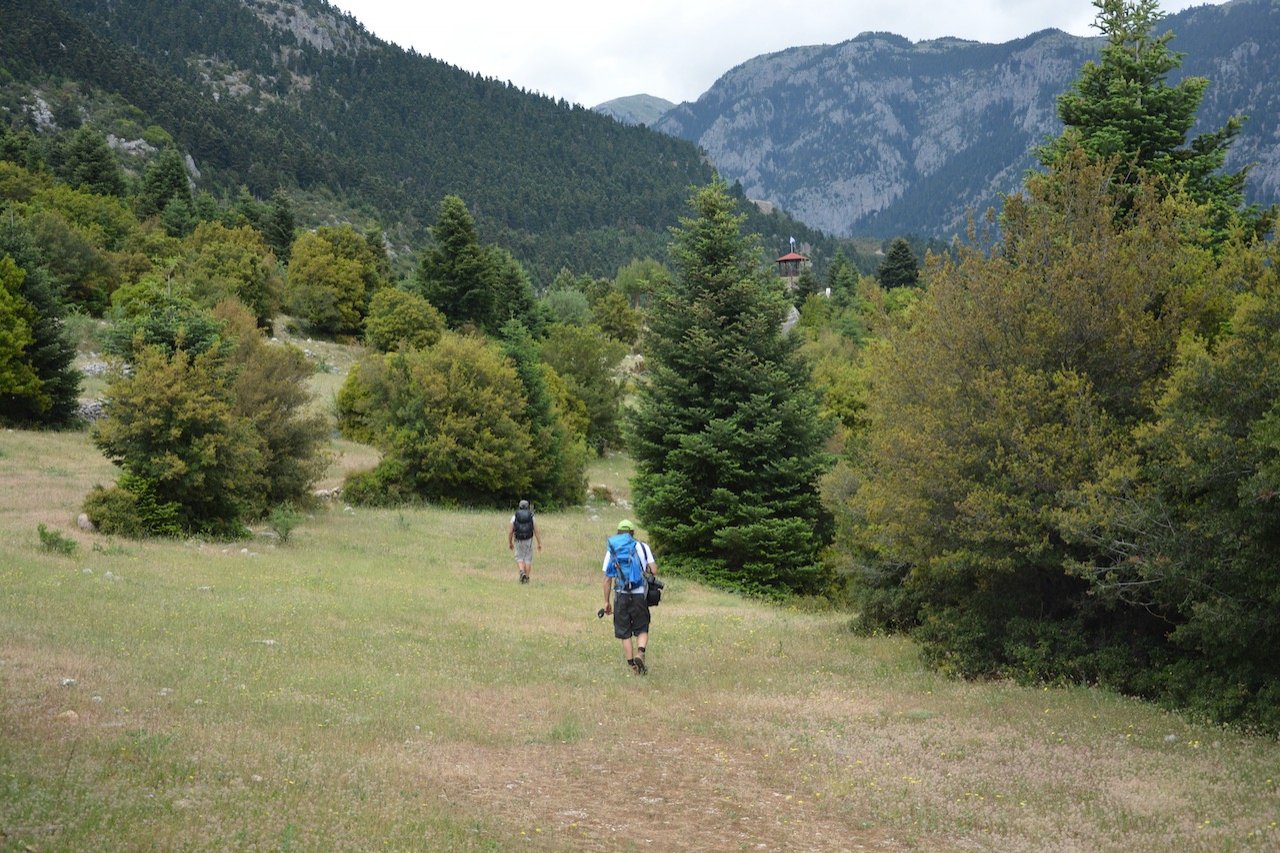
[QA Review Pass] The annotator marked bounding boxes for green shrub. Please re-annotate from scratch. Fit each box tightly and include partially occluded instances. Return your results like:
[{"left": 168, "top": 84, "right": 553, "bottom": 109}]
[
  {"left": 83, "top": 475, "right": 183, "bottom": 538},
  {"left": 364, "top": 287, "right": 445, "bottom": 352},
  {"left": 336, "top": 334, "right": 534, "bottom": 506},
  {"left": 268, "top": 503, "right": 303, "bottom": 544},
  {"left": 36, "top": 523, "right": 77, "bottom": 555}
]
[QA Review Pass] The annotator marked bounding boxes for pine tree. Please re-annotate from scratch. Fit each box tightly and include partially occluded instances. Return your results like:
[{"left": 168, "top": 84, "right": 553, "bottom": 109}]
[
  {"left": 417, "top": 195, "right": 497, "bottom": 333},
  {"left": 1038, "top": 0, "right": 1262, "bottom": 239},
  {"left": 263, "top": 188, "right": 295, "bottom": 263},
  {"left": 135, "top": 148, "right": 192, "bottom": 221},
  {"left": 877, "top": 238, "right": 920, "bottom": 289},
  {"left": 628, "top": 181, "right": 831, "bottom": 596},
  {"left": 0, "top": 221, "right": 80, "bottom": 427},
  {"left": 58, "top": 126, "right": 125, "bottom": 197}
]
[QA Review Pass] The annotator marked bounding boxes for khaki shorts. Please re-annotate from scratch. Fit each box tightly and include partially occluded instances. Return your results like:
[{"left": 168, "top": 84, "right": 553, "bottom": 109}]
[{"left": 514, "top": 538, "right": 534, "bottom": 563}]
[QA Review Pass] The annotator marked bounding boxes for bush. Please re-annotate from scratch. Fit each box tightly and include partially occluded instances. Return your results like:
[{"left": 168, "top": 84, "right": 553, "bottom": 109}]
[
  {"left": 37, "top": 523, "right": 77, "bottom": 555},
  {"left": 268, "top": 503, "right": 303, "bottom": 544},
  {"left": 82, "top": 476, "right": 182, "bottom": 538},
  {"left": 91, "top": 345, "right": 263, "bottom": 536},
  {"left": 336, "top": 333, "right": 534, "bottom": 505},
  {"left": 364, "top": 287, "right": 445, "bottom": 352}
]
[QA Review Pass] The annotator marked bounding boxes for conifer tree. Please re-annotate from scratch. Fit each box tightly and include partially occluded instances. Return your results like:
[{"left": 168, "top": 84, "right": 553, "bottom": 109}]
[
  {"left": 263, "top": 188, "right": 296, "bottom": 263},
  {"left": 0, "top": 221, "right": 79, "bottom": 427},
  {"left": 135, "top": 148, "right": 191, "bottom": 221},
  {"left": 1038, "top": 0, "right": 1260, "bottom": 239},
  {"left": 417, "top": 195, "right": 497, "bottom": 333},
  {"left": 876, "top": 238, "right": 920, "bottom": 289},
  {"left": 628, "top": 181, "right": 831, "bottom": 595},
  {"left": 57, "top": 126, "right": 125, "bottom": 197}
]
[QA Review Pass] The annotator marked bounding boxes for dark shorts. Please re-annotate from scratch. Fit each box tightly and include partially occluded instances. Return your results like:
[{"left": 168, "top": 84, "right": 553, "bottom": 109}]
[{"left": 613, "top": 592, "right": 650, "bottom": 639}]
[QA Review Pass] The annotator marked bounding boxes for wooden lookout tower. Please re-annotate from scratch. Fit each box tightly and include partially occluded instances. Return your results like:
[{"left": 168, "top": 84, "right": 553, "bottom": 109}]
[{"left": 776, "top": 241, "right": 810, "bottom": 290}]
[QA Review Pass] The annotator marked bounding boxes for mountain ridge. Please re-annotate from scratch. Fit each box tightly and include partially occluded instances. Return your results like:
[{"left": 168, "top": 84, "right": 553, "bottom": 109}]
[{"left": 648, "top": 1, "right": 1280, "bottom": 238}]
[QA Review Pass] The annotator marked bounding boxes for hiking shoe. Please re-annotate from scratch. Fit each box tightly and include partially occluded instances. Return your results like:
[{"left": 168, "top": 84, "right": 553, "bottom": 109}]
[
  {"left": 633, "top": 656, "right": 647, "bottom": 676},
  {"left": 519, "top": 571, "right": 528, "bottom": 583}
]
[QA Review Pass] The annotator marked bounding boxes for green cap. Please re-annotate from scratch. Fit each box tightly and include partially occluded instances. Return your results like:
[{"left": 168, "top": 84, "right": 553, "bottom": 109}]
[{"left": 616, "top": 519, "right": 635, "bottom": 532}]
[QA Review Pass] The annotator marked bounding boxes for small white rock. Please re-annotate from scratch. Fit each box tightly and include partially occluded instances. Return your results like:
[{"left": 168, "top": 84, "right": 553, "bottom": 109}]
[{"left": 61, "top": 677, "right": 77, "bottom": 687}]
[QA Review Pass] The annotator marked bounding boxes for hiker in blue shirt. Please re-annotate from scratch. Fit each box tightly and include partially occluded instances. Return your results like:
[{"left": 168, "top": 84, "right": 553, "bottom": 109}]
[{"left": 601, "top": 519, "right": 658, "bottom": 675}]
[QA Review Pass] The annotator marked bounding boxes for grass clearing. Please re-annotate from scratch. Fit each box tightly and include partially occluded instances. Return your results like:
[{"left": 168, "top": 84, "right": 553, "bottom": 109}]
[{"left": 2, "top": 427, "right": 1278, "bottom": 850}]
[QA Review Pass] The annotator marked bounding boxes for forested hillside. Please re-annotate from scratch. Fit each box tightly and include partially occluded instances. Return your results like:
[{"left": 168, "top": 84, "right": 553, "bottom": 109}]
[{"left": 0, "top": 0, "right": 841, "bottom": 283}]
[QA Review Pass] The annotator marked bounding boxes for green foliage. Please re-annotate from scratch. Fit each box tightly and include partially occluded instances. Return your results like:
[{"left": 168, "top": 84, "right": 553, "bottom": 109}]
[
  {"left": 837, "top": 152, "right": 1250, "bottom": 700},
  {"left": 261, "top": 188, "right": 295, "bottom": 264},
  {"left": 0, "top": 220, "right": 81, "bottom": 427},
  {"left": 36, "top": 523, "right": 77, "bottom": 556},
  {"left": 0, "top": 254, "right": 42, "bottom": 417},
  {"left": 364, "top": 286, "right": 446, "bottom": 352},
  {"left": 487, "top": 245, "right": 541, "bottom": 333},
  {"left": 876, "top": 237, "right": 920, "bottom": 289},
  {"left": 629, "top": 181, "right": 832, "bottom": 596},
  {"left": 1059, "top": 240, "right": 1280, "bottom": 730},
  {"left": 286, "top": 226, "right": 379, "bottom": 337},
  {"left": 538, "top": 323, "right": 627, "bottom": 455},
  {"left": 135, "top": 147, "right": 190, "bottom": 222},
  {"left": 541, "top": 288, "right": 590, "bottom": 326},
  {"left": 336, "top": 333, "right": 535, "bottom": 506},
  {"left": 177, "top": 221, "right": 282, "bottom": 326},
  {"left": 104, "top": 280, "right": 229, "bottom": 360},
  {"left": 417, "top": 196, "right": 498, "bottom": 332},
  {"left": 92, "top": 344, "right": 262, "bottom": 537},
  {"left": 614, "top": 257, "right": 671, "bottom": 309},
  {"left": 82, "top": 474, "right": 183, "bottom": 538},
  {"left": 54, "top": 125, "right": 125, "bottom": 197},
  {"left": 268, "top": 503, "right": 303, "bottom": 545},
  {"left": 499, "top": 320, "right": 588, "bottom": 507},
  {"left": 215, "top": 301, "right": 329, "bottom": 512},
  {"left": 589, "top": 289, "right": 641, "bottom": 346},
  {"left": 22, "top": 207, "right": 120, "bottom": 315},
  {"left": 1038, "top": 0, "right": 1260, "bottom": 242}
]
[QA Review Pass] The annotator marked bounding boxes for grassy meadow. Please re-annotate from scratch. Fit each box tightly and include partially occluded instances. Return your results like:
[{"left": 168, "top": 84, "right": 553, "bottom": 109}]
[{"left": 2, "top": 423, "right": 1279, "bottom": 851}]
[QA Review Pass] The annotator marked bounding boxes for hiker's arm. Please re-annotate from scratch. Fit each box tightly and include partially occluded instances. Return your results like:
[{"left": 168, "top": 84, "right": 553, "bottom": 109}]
[
  {"left": 507, "top": 525, "right": 514, "bottom": 549},
  {"left": 603, "top": 572, "right": 613, "bottom": 614},
  {"left": 534, "top": 521, "right": 542, "bottom": 550}
]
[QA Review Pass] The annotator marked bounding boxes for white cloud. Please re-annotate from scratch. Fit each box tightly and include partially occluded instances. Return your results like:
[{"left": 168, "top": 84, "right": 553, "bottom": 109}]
[{"left": 329, "top": 0, "right": 1219, "bottom": 107}]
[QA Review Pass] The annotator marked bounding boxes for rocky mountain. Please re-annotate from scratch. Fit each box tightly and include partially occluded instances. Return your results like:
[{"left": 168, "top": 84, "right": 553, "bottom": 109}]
[
  {"left": 655, "top": 0, "right": 1280, "bottom": 239},
  {"left": 593, "top": 94, "right": 675, "bottom": 127}
]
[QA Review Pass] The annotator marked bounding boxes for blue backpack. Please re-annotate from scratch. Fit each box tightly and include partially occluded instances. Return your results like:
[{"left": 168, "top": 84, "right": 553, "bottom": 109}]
[{"left": 606, "top": 533, "right": 645, "bottom": 591}]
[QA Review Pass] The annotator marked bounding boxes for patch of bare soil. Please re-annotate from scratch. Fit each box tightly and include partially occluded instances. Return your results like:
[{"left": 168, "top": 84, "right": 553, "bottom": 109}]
[{"left": 390, "top": 732, "right": 905, "bottom": 851}]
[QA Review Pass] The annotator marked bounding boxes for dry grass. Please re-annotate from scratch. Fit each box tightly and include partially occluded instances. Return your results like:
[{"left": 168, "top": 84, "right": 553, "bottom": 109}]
[{"left": 1, "top": 428, "right": 1278, "bottom": 851}]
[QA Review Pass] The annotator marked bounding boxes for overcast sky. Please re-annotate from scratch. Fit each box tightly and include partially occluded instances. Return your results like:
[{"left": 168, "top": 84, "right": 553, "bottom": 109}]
[{"left": 328, "top": 0, "right": 1220, "bottom": 108}]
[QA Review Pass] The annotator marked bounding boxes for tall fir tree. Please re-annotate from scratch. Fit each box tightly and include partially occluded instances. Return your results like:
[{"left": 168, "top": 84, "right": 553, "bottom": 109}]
[
  {"left": 877, "top": 238, "right": 920, "bottom": 289},
  {"left": 1038, "top": 0, "right": 1262, "bottom": 240},
  {"left": 628, "top": 181, "right": 831, "bottom": 596},
  {"left": 135, "top": 148, "right": 192, "bottom": 221},
  {"left": 417, "top": 195, "right": 498, "bottom": 333},
  {"left": 57, "top": 126, "right": 125, "bottom": 197},
  {"left": 0, "top": 220, "right": 80, "bottom": 427}
]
